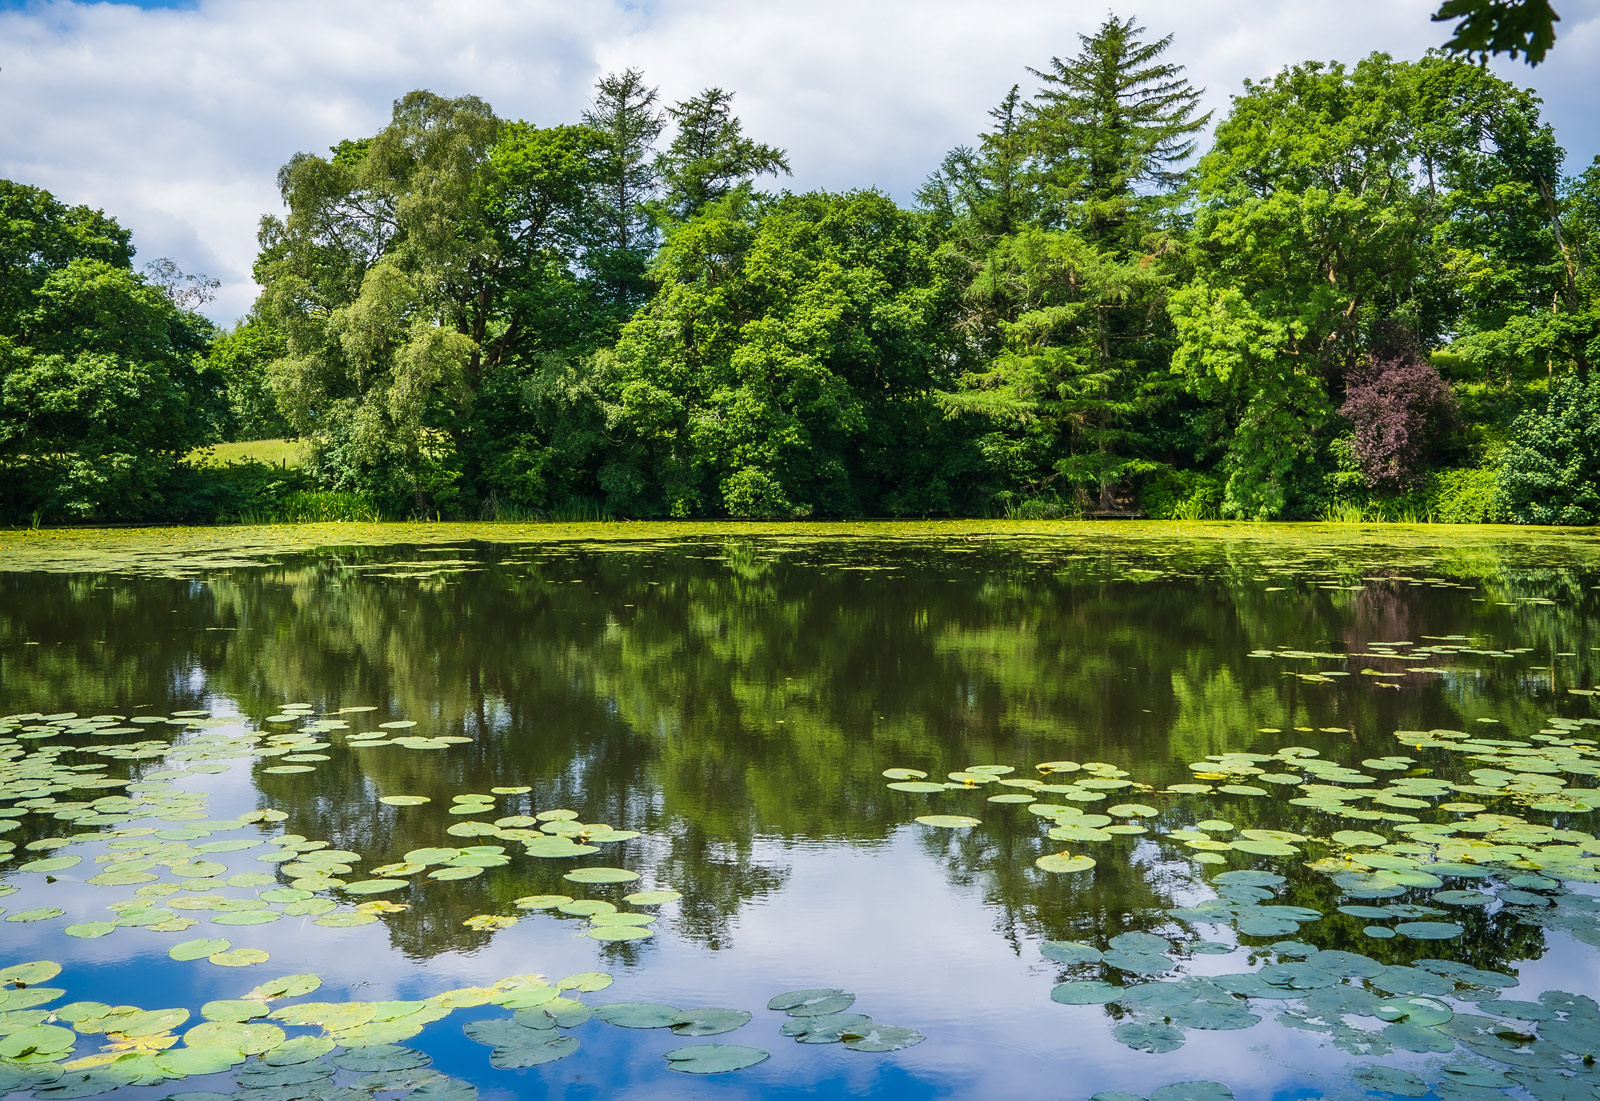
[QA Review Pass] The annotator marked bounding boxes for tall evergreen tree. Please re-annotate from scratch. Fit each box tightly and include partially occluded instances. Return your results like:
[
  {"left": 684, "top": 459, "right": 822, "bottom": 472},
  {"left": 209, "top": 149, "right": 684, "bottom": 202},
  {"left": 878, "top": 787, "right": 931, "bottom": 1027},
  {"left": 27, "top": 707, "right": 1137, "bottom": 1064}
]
[
  {"left": 1024, "top": 15, "right": 1209, "bottom": 243},
  {"left": 655, "top": 88, "right": 790, "bottom": 222},
  {"left": 583, "top": 68, "right": 664, "bottom": 313},
  {"left": 918, "top": 86, "right": 1032, "bottom": 242}
]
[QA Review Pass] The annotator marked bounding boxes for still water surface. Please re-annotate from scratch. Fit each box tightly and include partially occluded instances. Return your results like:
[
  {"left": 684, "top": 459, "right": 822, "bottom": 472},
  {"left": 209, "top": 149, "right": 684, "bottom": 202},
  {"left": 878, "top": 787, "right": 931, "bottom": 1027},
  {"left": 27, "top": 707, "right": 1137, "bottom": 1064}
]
[{"left": 3, "top": 524, "right": 1600, "bottom": 1100}]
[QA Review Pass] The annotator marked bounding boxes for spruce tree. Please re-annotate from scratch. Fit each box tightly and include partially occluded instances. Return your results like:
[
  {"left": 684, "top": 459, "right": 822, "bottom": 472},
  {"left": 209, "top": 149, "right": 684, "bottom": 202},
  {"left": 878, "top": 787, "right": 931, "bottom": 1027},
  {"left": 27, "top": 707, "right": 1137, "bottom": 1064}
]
[
  {"left": 655, "top": 88, "right": 790, "bottom": 221},
  {"left": 583, "top": 68, "right": 665, "bottom": 313},
  {"left": 1024, "top": 14, "right": 1209, "bottom": 242}
]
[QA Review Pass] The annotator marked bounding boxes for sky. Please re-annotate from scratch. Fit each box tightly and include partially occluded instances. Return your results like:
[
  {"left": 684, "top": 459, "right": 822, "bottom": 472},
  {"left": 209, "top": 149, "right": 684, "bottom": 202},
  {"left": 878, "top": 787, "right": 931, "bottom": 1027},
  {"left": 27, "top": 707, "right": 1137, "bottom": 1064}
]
[{"left": 2, "top": 0, "right": 1597, "bottom": 325}]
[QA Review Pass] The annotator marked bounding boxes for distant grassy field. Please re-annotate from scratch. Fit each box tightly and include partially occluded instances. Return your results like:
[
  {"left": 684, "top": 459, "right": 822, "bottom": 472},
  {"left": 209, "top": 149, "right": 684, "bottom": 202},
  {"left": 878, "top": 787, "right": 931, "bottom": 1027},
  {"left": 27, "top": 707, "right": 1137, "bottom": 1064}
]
[{"left": 186, "top": 438, "right": 303, "bottom": 467}]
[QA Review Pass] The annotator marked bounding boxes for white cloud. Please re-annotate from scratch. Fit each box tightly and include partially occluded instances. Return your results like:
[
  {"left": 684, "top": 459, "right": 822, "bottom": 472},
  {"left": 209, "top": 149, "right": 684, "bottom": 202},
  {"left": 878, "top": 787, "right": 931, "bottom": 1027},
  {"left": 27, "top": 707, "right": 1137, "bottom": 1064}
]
[{"left": 2, "top": 0, "right": 1596, "bottom": 325}]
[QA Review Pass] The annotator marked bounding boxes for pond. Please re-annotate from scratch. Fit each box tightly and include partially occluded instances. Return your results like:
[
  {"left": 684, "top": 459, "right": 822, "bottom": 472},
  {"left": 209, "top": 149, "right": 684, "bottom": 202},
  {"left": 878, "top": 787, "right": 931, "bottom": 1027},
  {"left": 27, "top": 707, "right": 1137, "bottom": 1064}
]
[{"left": 3, "top": 521, "right": 1600, "bottom": 1101}]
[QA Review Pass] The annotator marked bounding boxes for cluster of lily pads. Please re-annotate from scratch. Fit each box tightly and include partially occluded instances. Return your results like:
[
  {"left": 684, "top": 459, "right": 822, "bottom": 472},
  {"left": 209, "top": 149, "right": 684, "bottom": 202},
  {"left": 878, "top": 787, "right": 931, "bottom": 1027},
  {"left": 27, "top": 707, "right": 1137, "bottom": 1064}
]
[
  {"left": 883, "top": 690, "right": 1600, "bottom": 1097},
  {"left": 0, "top": 698, "right": 944, "bottom": 1095},
  {"left": 767, "top": 988, "right": 924, "bottom": 1052},
  {"left": 0, "top": 704, "right": 729, "bottom": 1095},
  {"left": 0, "top": 958, "right": 636, "bottom": 1098}
]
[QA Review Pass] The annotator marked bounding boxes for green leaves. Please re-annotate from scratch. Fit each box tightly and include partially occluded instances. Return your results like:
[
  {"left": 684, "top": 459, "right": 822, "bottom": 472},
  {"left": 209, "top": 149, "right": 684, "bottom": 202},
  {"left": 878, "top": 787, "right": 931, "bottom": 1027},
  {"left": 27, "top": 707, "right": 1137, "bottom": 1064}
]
[{"left": 662, "top": 1043, "right": 770, "bottom": 1074}]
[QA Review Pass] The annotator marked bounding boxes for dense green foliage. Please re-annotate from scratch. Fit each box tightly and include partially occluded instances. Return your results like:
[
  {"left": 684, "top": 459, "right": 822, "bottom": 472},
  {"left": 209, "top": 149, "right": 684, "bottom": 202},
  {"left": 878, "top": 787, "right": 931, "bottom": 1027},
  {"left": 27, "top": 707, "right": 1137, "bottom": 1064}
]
[{"left": 3, "top": 16, "right": 1597, "bottom": 526}]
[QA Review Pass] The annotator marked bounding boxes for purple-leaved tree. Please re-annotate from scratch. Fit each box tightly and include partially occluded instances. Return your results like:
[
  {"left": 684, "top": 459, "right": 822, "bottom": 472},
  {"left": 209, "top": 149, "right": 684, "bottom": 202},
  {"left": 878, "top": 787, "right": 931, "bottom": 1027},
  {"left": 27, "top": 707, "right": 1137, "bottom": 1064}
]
[{"left": 1341, "top": 349, "right": 1457, "bottom": 490}]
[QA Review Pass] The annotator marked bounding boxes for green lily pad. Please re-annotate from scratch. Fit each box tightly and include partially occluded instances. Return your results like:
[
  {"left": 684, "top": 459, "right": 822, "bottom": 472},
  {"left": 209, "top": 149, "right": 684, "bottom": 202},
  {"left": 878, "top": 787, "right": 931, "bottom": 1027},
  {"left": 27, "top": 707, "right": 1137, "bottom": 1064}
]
[
  {"left": 463, "top": 1019, "right": 579, "bottom": 1068},
  {"left": 0, "top": 961, "right": 61, "bottom": 986},
  {"left": 1352, "top": 1066, "right": 1428, "bottom": 1096},
  {"left": 842, "top": 1024, "right": 925, "bottom": 1052},
  {"left": 586, "top": 925, "right": 653, "bottom": 940},
  {"left": 670, "top": 1008, "right": 753, "bottom": 1036},
  {"left": 882, "top": 768, "right": 928, "bottom": 780},
  {"left": 563, "top": 867, "right": 640, "bottom": 885},
  {"left": 344, "top": 879, "right": 410, "bottom": 895},
  {"left": 248, "top": 974, "right": 322, "bottom": 999},
  {"left": 1041, "top": 941, "right": 1103, "bottom": 965},
  {"left": 623, "top": 890, "right": 681, "bottom": 906},
  {"left": 1395, "top": 921, "right": 1464, "bottom": 940},
  {"left": 169, "top": 937, "right": 230, "bottom": 961},
  {"left": 201, "top": 999, "right": 271, "bottom": 1023},
  {"left": 662, "top": 1043, "right": 769, "bottom": 1074},
  {"left": 768, "top": 989, "right": 857, "bottom": 1016},
  {"left": 1051, "top": 981, "right": 1121, "bottom": 1005},
  {"left": 593, "top": 1002, "right": 684, "bottom": 1028},
  {"left": 0, "top": 1024, "right": 75, "bottom": 1059},
  {"left": 1149, "top": 1082, "right": 1233, "bottom": 1101},
  {"left": 1114, "top": 1021, "right": 1185, "bottom": 1053},
  {"left": 915, "top": 815, "right": 980, "bottom": 828}
]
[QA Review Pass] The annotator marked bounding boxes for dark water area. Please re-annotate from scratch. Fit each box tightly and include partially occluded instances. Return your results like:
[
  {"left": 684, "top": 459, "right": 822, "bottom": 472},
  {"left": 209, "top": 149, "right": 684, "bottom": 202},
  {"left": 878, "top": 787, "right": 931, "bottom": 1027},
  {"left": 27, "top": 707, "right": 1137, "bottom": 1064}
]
[{"left": 3, "top": 526, "right": 1600, "bottom": 1100}]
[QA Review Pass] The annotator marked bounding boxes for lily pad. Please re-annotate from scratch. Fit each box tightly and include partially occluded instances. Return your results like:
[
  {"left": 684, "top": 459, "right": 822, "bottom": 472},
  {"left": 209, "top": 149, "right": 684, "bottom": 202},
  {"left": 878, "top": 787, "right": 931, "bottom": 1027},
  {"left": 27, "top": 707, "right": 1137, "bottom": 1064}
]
[
  {"left": 563, "top": 867, "right": 640, "bottom": 885},
  {"left": 670, "top": 1008, "right": 753, "bottom": 1036},
  {"left": 662, "top": 1043, "right": 770, "bottom": 1074},
  {"left": 768, "top": 989, "right": 856, "bottom": 1016},
  {"left": 915, "top": 815, "right": 980, "bottom": 828}
]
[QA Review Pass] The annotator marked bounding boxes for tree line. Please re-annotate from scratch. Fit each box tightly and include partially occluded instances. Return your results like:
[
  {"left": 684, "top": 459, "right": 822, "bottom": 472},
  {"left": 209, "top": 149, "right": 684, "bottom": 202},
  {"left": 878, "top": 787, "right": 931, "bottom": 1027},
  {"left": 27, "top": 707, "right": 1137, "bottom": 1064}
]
[{"left": 3, "top": 14, "right": 1598, "bottom": 525}]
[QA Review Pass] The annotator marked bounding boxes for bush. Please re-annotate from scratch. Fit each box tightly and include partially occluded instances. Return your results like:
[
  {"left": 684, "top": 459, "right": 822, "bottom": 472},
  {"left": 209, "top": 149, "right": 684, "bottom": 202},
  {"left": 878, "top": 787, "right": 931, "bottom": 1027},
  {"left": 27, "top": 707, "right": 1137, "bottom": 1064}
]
[
  {"left": 1140, "top": 470, "right": 1223, "bottom": 520},
  {"left": 1498, "top": 372, "right": 1600, "bottom": 525},
  {"left": 1426, "top": 467, "right": 1504, "bottom": 524},
  {"left": 1340, "top": 351, "right": 1457, "bottom": 490}
]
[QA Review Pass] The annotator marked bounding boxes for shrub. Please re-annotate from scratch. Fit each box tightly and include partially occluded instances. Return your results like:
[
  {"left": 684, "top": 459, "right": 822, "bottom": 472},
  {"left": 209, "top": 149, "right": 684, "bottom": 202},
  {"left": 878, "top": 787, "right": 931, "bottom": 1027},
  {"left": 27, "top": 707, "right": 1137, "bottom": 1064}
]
[
  {"left": 1340, "top": 351, "right": 1457, "bottom": 490},
  {"left": 1498, "top": 372, "right": 1600, "bottom": 525}
]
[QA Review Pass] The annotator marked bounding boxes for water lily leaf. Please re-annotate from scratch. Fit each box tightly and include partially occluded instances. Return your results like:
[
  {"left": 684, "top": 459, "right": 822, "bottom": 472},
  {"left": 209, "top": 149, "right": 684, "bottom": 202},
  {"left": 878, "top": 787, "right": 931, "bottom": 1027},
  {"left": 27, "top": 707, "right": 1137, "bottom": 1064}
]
[
  {"left": 248, "top": 973, "right": 322, "bottom": 1000},
  {"left": 768, "top": 989, "right": 856, "bottom": 1017},
  {"left": 593, "top": 1002, "right": 682, "bottom": 1028},
  {"left": 0, "top": 961, "right": 62, "bottom": 986},
  {"left": 915, "top": 815, "right": 980, "bottom": 828},
  {"left": 410, "top": 1078, "right": 480, "bottom": 1101},
  {"left": 513, "top": 894, "right": 572, "bottom": 910},
  {"left": 586, "top": 925, "right": 653, "bottom": 941},
  {"left": 1149, "top": 1082, "right": 1233, "bottom": 1101},
  {"left": 0, "top": 1024, "right": 75, "bottom": 1059},
  {"left": 670, "top": 1008, "right": 752, "bottom": 1036},
  {"left": 463, "top": 1020, "right": 579, "bottom": 1068},
  {"left": 343, "top": 879, "right": 409, "bottom": 895},
  {"left": 1352, "top": 1066, "right": 1428, "bottom": 1096},
  {"left": 1114, "top": 1022, "right": 1185, "bottom": 1053},
  {"left": 1395, "top": 921, "right": 1464, "bottom": 940},
  {"left": 209, "top": 948, "right": 269, "bottom": 967},
  {"left": 1051, "top": 981, "right": 1121, "bottom": 1005},
  {"left": 62, "top": 922, "right": 115, "bottom": 939},
  {"left": 563, "top": 867, "right": 640, "bottom": 885},
  {"left": 1036, "top": 852, "right": 1096, "bottom": 873},
  {"left": 1383, "top": 1021, "right": 1455, "bottom": 1052},
  {"left": 662, "top": 1043, "right": 769, "bottom": 1074},
  {"left": 780, "top": 1012, "right": 874, "bottom": 1043},
  {"left": 623, "top": 890, "right": 681, "bottom": 906},
  {"left": 558, "top": 900, "right": 616, "bottom": 917},
  {"left": 330, "top": 1043, "right": 431, "bottom": 1071},
  {"left": 153, "top": 1045, "right": 242, "bottom": 1076},
  {"left": 514, "top": 998, "right": 592, "bottom": 1029},
  {"left": 168, "top": 938, "right": 229, "bottom": 961},
  {"left": 842, "top": 1024, "right": 924, "bottom": 1052},
  {"left": 556, "top": 972, "right": 613, "bottom": 992},
  {"left": 1041, "top": 941, "right": 1103, "bottom": 965},
  {"left": 259, "top": 1036, "right": 334, "bottom": 1065},
  {"left": 201, "top": 999, "right": 270, "bottom": 1023},
  {"left": 183, "top": 1020, "right": 285, "bottom": 1055},
  {"left": 882, "top": 768, "right": 928, "bottom": 780}
]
